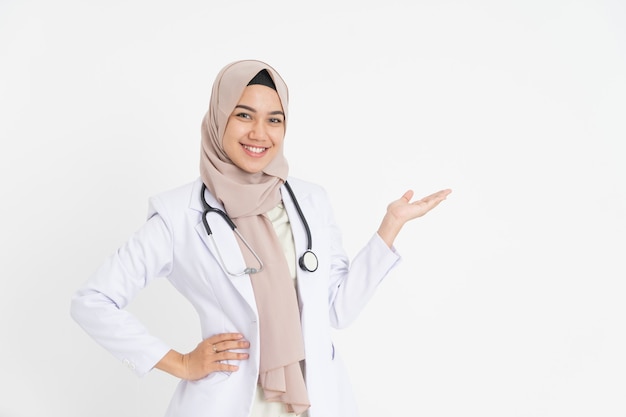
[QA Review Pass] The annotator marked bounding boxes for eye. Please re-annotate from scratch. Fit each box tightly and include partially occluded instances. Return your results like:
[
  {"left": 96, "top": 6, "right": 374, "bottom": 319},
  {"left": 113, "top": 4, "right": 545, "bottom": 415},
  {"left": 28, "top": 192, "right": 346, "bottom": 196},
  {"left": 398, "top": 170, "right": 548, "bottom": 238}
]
[
  {"left": 269, "top": 117, "right": 284, "bottom": 124},
  {"left": 235, "top": 112, "right": 252, "bottom": 120}
]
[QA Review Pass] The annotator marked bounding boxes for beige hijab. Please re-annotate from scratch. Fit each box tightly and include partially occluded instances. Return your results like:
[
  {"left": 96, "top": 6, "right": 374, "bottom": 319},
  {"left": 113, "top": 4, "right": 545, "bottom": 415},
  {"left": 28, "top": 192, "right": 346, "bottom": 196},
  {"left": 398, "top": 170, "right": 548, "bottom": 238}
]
[{"left": 200, "top": 60, "right": 309, "bottom": 415}]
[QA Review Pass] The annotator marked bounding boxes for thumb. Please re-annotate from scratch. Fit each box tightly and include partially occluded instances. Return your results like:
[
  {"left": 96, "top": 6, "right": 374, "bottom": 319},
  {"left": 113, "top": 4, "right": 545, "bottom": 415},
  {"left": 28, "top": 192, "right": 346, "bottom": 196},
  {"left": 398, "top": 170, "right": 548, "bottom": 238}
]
[{"left": 401, "top": 190, "right": 414, "bottom": 202}]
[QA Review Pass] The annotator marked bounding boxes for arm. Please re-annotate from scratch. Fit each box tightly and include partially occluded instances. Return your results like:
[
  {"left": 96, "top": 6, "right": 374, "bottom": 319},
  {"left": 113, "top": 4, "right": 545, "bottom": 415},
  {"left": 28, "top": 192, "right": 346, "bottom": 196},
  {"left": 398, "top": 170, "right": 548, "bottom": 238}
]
[
  {"left": 70, "top": 210, "right": 251, "bottom": 380},
  {"left": 69, "top": 214, "right": 174, "bottom": 376},
  {"left": 328, "top": 187, "right": 452, "bottom": 328}
]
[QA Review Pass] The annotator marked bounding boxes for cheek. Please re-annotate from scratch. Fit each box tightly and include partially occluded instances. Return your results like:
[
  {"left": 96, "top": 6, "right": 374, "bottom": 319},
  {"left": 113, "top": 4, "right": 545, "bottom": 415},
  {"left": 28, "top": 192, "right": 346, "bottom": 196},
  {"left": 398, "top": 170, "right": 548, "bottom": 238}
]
[
  {"left": 222, "top": 124, "right": 241, "bottom": 150},
  {"left": 271, "top": 128, "right": 286, "bottom": 146},
  {"left": 221, "top": 134, "right": 240, "bottom": 161}
]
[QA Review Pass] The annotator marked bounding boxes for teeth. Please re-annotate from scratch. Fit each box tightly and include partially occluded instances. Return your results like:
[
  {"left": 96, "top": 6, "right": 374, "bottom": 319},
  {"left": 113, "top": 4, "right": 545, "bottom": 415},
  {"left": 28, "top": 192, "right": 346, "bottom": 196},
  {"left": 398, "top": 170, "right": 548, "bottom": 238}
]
[{"left": 243, "top": 145, "right": 266, "bottom": 153}]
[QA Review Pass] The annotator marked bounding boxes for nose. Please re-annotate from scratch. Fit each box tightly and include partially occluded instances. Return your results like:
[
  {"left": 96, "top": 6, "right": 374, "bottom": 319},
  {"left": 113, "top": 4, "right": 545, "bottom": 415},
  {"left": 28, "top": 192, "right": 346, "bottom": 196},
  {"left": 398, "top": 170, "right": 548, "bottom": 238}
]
[{"left": 248, "top": 120, "right": 267, "bottom": 141}]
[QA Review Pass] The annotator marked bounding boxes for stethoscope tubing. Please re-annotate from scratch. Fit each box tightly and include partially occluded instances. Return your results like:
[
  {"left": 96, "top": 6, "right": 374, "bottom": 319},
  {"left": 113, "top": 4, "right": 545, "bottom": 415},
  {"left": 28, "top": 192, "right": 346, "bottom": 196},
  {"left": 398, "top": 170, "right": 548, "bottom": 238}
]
[{"left": 200, "top": 181, "right": 318, "bottom": 275}]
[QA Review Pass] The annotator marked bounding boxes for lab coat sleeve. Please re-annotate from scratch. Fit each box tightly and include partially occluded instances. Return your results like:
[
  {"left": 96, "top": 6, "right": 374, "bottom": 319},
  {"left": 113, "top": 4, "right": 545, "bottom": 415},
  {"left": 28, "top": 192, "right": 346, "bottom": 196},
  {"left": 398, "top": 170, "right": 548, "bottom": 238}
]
[
  {"left": 319, "top": 190, "right": 402, "bottom": 328},
  {"left": 70, "top": 213, "right": 174, "bottom": 377},
  {"left": 300, "top": 185, "right": 401, "bottom": 329}
]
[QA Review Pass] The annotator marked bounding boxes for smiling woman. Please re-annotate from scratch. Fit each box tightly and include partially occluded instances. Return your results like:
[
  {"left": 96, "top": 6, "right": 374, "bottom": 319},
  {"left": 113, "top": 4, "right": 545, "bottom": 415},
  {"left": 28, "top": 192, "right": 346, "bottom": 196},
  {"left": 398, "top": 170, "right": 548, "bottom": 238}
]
[
  {"left": 222, "top": 76, "right": 286, "bottom": 174},
  {"left": 69, "top": 59, "right": 451, "bottom": 417}
]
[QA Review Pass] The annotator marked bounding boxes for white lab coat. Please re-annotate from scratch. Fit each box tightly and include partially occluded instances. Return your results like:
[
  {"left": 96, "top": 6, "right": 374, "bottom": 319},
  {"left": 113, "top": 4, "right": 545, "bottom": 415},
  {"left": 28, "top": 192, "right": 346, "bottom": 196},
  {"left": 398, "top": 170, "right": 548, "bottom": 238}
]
[{"left": 70, "top": 176, "right": 401, "bottom": 417}]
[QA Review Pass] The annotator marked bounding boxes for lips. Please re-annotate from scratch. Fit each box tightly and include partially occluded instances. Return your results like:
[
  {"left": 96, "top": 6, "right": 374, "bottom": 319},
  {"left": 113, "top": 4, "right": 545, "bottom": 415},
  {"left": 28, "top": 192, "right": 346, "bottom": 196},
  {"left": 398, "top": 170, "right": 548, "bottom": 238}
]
[{"left": 242, "top": 144, "right": 267, "bottom": 154}]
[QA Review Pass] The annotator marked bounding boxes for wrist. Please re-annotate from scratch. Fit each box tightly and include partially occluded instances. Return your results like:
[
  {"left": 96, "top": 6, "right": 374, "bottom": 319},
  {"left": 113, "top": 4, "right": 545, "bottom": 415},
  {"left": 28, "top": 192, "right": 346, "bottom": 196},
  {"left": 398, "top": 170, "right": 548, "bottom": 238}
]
[
  {"left": 155, "top": 349, "right": 187, "bottom": 379},
  {"left": 377, "top": 214, "right": 403, "bottom": 248}
]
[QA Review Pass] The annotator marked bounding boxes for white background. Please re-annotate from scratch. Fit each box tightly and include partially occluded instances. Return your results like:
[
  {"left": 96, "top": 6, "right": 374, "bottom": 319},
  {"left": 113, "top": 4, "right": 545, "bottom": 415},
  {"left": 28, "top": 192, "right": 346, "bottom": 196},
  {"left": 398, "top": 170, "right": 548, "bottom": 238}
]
[{"left": 1, "top": 0, "right": 625, "bottom": 416}]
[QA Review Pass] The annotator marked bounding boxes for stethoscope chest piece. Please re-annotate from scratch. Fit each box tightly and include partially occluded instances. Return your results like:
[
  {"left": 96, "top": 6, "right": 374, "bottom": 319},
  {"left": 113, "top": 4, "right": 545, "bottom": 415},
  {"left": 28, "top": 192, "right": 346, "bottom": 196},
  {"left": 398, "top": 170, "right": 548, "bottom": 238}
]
[{"left": 299, "top": 250, "right": 318, "bottom": 273}]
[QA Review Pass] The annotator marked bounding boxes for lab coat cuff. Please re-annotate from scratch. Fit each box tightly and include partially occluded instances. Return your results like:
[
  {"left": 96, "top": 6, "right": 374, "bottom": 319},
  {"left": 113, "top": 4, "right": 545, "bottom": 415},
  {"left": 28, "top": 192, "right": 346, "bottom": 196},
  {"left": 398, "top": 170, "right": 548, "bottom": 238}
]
[
  {"left": 123, "top": 341, "right": 172, "bottom": 377},
  {"left": 372, "top": 232, "right": 402, "bottom": 260}
]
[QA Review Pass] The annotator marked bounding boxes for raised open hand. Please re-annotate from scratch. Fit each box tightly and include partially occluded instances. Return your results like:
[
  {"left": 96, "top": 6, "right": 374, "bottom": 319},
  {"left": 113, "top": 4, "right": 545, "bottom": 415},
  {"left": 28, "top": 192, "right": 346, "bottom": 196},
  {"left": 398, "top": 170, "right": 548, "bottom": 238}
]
[{"left": 377, "top": 188, "right": 452, "bottom": 248}]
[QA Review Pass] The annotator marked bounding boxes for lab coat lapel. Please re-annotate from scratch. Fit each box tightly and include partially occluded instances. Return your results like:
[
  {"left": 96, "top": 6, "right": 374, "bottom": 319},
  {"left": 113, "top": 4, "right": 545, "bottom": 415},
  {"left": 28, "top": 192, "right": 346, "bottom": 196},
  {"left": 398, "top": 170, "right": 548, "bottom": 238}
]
[{"left": 190, "top": 180, "right": 257, "bottom": 312}]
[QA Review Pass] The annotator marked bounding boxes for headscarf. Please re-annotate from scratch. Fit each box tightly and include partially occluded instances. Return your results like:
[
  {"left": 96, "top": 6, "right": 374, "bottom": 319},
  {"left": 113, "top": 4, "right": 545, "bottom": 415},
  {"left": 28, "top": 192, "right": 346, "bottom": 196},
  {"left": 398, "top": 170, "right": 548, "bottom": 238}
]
[{"left": 200, "top": 60, "right": 310, "bottom": 415}]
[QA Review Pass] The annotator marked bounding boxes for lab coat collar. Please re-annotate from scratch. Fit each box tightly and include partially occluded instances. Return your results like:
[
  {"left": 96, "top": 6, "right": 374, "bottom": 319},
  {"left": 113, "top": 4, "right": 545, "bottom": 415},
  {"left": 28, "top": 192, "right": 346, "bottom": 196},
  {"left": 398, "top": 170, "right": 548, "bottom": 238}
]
[{"left": 189, "top": 177, "right": 224, "bottom": 213}]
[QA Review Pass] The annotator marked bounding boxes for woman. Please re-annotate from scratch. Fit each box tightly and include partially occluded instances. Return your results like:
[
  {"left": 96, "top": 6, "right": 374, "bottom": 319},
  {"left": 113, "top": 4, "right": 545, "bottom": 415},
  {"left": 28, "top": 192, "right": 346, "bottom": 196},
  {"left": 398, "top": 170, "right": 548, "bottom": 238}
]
[{"left": 70, "top": 59, "right": 451, "bottom": 417}]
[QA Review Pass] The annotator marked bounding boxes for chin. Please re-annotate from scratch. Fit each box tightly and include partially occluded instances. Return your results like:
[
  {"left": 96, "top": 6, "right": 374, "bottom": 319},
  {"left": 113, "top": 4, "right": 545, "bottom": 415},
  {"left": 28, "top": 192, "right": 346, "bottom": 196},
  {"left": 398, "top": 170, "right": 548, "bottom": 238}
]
[{"left": 240, "top": 166, "right": 265, "bottom": 174}]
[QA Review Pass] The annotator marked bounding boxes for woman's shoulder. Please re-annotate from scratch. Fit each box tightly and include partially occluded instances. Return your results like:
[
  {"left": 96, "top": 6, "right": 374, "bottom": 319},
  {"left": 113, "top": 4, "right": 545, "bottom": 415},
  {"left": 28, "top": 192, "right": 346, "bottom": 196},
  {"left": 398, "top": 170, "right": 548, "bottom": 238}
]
[{"left": 146, "top": 178, "right": 202, "bottom": 219}]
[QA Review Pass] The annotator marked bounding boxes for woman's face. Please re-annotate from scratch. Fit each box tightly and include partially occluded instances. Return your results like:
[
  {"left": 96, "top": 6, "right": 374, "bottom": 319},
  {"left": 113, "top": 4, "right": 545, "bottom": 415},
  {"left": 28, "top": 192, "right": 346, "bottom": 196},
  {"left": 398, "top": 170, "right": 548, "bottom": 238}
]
[{"left": 222, "top": 84, "right": 285, "bottom": 174}]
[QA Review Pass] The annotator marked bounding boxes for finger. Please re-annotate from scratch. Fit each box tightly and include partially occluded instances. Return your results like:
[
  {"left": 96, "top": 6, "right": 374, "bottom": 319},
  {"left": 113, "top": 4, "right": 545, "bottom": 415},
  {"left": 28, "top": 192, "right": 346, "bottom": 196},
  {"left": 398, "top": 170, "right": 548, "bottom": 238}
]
[
  {"left": 438, "top": 188, "right": 452, "bottom": 198},
  {"left": 401, "top": 190, "right": 414, "bottom": 202},
  {"left": 215, "top": 351, "right": 250, "bottom": 362},
  {"left": 213, "top": 361, "right": 242, "bottom": 373},
  {"left": 212, "top": 338, "right": 250, "bottom": 354},
  {"left": 436, "top": 188, "right": 452, "bottom": 198},
  {"left": 220, "top": 339, "right": 250, "bottom": 352},
  {"left": 415, "top": 196, "right": 444, "bottom": 210},
  {"left": 418, "top": 189, "right": 452, "bottom": 204},
  {"left": 207, "top": 332, "right": 246, "bottom": 344}
]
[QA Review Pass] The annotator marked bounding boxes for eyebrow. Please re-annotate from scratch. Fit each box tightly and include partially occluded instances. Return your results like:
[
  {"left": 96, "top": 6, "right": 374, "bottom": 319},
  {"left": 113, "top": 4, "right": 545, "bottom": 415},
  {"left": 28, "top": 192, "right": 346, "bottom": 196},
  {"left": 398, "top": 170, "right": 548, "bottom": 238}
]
[{"left": 234, "top": 105, "right": 285, "bottom": 117}]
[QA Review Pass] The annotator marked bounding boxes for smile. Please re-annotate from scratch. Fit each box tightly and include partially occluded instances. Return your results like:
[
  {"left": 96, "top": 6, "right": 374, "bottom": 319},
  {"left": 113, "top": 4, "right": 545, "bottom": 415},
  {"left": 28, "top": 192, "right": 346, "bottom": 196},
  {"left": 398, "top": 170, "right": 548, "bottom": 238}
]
[{"left": 242, "top": 144, "right": 267, "bottom": 154}]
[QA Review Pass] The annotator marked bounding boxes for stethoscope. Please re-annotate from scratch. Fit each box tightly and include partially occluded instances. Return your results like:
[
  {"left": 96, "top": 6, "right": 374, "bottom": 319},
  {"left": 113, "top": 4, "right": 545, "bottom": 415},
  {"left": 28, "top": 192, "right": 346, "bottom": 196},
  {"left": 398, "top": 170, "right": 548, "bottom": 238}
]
[{"left": 201, "top": 181, "right": 319, "bottom": 277}]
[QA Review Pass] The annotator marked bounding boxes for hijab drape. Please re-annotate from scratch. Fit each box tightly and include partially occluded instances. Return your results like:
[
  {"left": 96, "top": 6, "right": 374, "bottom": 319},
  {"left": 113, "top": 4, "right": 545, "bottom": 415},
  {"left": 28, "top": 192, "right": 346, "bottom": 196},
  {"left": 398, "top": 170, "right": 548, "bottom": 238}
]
[{"left": 199, "top": 60, "right": 310, "bottom": 415}]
